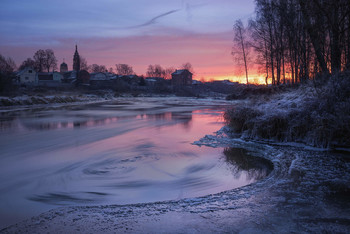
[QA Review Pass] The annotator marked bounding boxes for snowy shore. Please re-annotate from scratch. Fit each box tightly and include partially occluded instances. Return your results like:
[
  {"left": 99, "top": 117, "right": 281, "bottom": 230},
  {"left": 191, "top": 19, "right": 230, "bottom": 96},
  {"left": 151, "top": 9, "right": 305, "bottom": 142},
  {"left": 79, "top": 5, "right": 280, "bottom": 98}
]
[
  {"left": 1, "top": 127, "right": 349, "bottom": 233},
  {"left": 224, "top": 76, "right": 350, "bottom": 150},
  {"left": 0, "top": 90, "right": 140, "bottom": 108}
]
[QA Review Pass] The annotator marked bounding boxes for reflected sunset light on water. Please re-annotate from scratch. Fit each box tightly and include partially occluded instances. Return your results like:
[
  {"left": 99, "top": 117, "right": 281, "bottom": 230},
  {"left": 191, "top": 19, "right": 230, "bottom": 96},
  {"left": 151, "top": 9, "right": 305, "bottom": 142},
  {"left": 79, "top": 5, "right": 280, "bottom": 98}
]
[{"left": 0, "top": 99, "right": 271, "bottom": 228}]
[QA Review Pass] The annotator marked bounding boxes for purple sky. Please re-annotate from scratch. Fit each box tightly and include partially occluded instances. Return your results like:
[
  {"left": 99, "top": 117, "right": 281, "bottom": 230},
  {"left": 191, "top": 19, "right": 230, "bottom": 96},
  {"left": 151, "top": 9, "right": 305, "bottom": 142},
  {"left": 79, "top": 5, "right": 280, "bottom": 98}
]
[{"left": 0, "top": 0, "right": 256, "bottom": 81}]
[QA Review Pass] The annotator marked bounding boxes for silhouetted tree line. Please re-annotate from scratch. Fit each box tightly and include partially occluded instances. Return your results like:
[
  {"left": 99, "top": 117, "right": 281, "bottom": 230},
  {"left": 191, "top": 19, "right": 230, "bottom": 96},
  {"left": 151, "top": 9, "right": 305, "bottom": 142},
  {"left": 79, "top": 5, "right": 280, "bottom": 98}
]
[
  {"left": 18, "top": 49, "right": 58, "bottom": 72},
  {"left": 1, "top": 45, "right": 196, "bottom": 92},
  {"left": 0, "top": 54, "right": 17, "bottom": 92},
  {"left": 226, "top": 0, "right": 350, "bottom": 148},
  {"left": 243, "top": 0, "right": 350, "bottom": 85},
  {"left": 146, "top": 64, "right": 174, "bottom": 79},
  {"left": 116, "top": 64, "right": 134, "bottom": 76},
  {"left": 146, "top": 62, "right": 193, "bottom": 80},
  {"left": 232, "top": 20, "right": 251, "bottom": 84},
  {"left": 0, "top": 54, "right": 17, "bottom": 74}
]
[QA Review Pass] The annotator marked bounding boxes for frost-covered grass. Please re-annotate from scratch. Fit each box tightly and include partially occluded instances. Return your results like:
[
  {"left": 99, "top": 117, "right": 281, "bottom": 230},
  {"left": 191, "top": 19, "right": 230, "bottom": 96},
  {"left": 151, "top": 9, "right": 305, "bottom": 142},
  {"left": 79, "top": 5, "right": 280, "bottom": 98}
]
[
  {"left": 0, "top": 94, "right": 91, "bottom": 106},
  {"left": 224, "top": 72, "right": 350, "bottom": 149},
  {"left": 225, "top": 83, "right": 287, "bottom": 100},
  {"left": 0, "top": 90, "right": 120, "bottom": 107}
]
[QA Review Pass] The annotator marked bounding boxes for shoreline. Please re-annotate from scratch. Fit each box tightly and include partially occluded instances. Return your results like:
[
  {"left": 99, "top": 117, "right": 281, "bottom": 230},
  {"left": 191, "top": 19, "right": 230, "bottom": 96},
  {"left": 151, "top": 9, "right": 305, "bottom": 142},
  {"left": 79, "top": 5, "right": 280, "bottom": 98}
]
[
  {"left": 1, "top": 126, "right": 349, "bottom": 233},
  {"left": 0, "top": 92, "right": 229, "bottom": 113}
]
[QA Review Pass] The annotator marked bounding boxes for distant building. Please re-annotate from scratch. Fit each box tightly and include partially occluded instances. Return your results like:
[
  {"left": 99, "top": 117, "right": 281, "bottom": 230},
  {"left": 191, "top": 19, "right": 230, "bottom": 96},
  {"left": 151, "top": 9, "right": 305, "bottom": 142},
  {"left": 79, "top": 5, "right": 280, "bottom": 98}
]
[
  {"left": 73, "top": 45, "right": 80, "bottom": 71},
  {"left": 63, "top": 71, "right": 77, "bottom": 83},
  {"left": 145, "top": 78, "right": 157, "bottom": 86},
  {"left": 107, "top": 73, "right": 118, "bottom": 80},
  {"left": 89, "top": 72, "right": 116, "bottom": 89},
  {"left": 60, "top": 61, "right": 68, "bottom": 73},
  {"left": 16, "top": 67, "right": 37, "bottom": 85},
  {"left": 37, "top": 72, "right": 64, "bottom": 86},
  {"left": 212, "top": 80, "right": 237, "bottom": 86},
  {"left": 192, "top": 80, "right": 202, "bottom": 85},
  {"left": 77, "top": 70, "right": 90, "bottom": 84},
  {"left": 118, "top": 75, "right": 141, "bottom": 86},
  {"left": 90, "top": 72, "right": 109, "bottom": 80},
  {"left": 171, "top": 69, "right": 192, "bottom": 86}
]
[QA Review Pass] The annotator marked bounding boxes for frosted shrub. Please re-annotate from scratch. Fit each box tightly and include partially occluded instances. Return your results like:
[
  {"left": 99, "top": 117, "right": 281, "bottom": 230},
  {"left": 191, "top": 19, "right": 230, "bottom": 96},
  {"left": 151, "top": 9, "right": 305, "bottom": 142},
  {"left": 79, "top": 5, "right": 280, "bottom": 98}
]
[
  {"left": 254, "top": 114, "right": 289, "bottom": 141},
  {"left": 224, "top": 72, "right": 350, "bottom": 148},
  {"left": 226, "top": 84, "right": 280, "bottom": 100},
  {"left": 224, "top": 107, "right": 262, "bottom": 133}
]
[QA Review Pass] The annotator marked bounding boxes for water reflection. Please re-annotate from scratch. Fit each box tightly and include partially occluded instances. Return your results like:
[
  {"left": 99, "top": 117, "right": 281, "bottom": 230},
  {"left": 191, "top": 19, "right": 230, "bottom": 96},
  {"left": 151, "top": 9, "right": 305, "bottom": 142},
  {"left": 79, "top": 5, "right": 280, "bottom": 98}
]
[
  {"left": 23, "top": 148, "right": 273, "bottom": 207},
  {"left": 223, "top": 148, "right": 273, "bottom": 180},
  {"left": 28, "top": 192, "right": 97, "bottom": 205},
  {"left": 0, "top": 100, "right": 271, "bottom": 229},
  {"left": 0, "top": 116, "right": 17, "bottom": 131},
  {"left": 0, "top": 108, "right": 193, "bottom": 131}
]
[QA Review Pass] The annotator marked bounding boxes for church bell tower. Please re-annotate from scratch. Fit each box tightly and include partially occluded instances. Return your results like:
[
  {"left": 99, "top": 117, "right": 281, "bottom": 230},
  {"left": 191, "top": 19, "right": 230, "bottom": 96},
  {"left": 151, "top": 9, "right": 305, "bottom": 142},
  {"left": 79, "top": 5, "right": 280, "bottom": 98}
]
[{"left": 73, "top": 45, "right": 80, "bottom": 71}]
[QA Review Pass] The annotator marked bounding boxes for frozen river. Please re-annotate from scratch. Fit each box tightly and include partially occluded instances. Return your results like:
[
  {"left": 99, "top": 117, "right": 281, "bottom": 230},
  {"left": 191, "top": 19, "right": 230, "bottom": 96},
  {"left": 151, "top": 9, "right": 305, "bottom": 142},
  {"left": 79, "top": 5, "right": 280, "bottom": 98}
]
[{"left": 0, "top": 97, "right": 272, "bottom": 229}]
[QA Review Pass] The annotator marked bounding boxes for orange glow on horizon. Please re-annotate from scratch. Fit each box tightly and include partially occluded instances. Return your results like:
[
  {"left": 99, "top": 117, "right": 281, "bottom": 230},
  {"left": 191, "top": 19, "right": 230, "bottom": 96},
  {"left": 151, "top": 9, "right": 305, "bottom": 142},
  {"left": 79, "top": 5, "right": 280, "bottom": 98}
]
[
  {"left": 195, "top": 72, "right": 267, "bottom": 85},
  {"left": 5, "top": 33, "right": 268, "bottom": 85}
]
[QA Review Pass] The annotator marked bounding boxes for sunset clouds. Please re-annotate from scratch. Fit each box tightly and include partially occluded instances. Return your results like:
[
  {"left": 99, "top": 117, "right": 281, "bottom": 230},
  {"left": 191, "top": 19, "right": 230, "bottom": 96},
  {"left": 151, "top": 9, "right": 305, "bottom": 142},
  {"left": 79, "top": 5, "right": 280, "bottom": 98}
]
[{"left": 0, "top": 0, "right": 255, "bottom": 81}]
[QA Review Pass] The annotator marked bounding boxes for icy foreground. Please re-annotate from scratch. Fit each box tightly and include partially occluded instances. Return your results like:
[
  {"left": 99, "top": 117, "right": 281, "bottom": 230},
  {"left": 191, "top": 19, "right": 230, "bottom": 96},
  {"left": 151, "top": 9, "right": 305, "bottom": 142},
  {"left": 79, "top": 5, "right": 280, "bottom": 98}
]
[{"left": 2, "top": 126, "right": 349, "bottom": 233}]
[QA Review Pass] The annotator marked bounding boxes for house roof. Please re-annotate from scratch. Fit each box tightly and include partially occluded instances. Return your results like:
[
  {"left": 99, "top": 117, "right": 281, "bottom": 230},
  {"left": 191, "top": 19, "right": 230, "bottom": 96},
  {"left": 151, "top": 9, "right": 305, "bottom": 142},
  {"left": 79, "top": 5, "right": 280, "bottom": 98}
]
[
  {"left": 90, "top": 72, "right": 109, "bottom": 80},
  {"left": 172, "top": 69, "right": 192, "bottom": 75},
  {"left": 90, "top": 72, "right": 106, "bottom": 75},
  {"left": 16, "top": 67, "right": 35, "bottom": 76},
  {"left": 146, "top": 77, "right": 164, "bottom": 80},
  {"left": 63, "top": 71, "right": 77, "bottom": 79}
]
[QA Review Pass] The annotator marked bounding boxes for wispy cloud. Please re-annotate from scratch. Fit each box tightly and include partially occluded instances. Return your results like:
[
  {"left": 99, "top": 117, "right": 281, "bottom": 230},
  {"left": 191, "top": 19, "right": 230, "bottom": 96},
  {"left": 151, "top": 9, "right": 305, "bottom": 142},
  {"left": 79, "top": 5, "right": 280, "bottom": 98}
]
[
  {"left": 120, "top": 9, "right": 181, "bottom": 29},
  {"left": 0, "top": 0, "right": 256, "bottom": 81}
]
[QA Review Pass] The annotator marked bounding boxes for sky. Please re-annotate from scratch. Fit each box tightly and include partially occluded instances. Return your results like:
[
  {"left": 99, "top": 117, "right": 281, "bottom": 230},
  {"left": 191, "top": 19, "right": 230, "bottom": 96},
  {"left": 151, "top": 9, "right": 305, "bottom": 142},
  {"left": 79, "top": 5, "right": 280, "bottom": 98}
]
[{"left": 0, "top": 0, "right": 257, "bottom": 82}]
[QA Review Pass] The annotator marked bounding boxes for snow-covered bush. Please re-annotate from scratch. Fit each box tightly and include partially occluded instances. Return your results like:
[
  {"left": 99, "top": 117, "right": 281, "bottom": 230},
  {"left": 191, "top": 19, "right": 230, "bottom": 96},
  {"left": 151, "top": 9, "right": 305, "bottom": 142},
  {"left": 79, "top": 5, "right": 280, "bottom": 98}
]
[
  {"left": 224, "top": 72, "right": 350, "bottom": 148},
  {"left": 225, "top": 84, "right": 288, "bottom": 100},
  {"left": 224, "top": 106, "right": 262, "bottom": 133}
]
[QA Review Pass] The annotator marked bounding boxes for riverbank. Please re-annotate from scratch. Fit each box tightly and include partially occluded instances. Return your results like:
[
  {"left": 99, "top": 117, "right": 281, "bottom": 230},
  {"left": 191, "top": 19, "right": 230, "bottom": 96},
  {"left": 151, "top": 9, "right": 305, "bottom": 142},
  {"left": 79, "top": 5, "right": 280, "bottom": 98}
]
[
  {"left": 0, "top": 90, "right": 118, "bottom": 109},
  {"left": 224, "top": 73, "right": 350, "bottom": 149},
  {"left": 0, "top": 81, "right": 233, "bottom": 108},
  {"left": 0, "top": 96, "right": 349, "bottom": 233},
  {"left": 0, "top": 91, "right": 229, "bottom": 115},
  {"left": 0, "top": 90, "right": 155, "bottom": 107},
  {"left": 1, "top": 127, "right": 349, "bottom": 233}
]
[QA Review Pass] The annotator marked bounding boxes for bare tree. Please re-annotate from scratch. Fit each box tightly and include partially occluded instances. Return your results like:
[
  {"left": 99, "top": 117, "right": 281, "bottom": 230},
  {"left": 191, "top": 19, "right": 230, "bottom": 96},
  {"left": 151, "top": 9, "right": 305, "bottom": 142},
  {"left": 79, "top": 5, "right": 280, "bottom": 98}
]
[
  {"left": 32, "top": 49, "right": 57, "bottom": 72},
  {"left": 146, "top": 65, "right": 155, "bottom": 77},
  {"left": 43, "top": 49, "right": 57, "bottom": 72},
  {"left": 116, "top": 64, "right": 134, "bottom": 75},
  {"left": 298, "top": 0, "right": 329, "bottom": 74},
  {"left": 181, "top": 62, "right": 195, "bottom": 75},
  {"left": 89, "top": 64, "right": 107, "bottom": 73},
  {"left": 249, "top": 17, "right": 269, "bottom": 85},
  {"left": 0, "top": 54, "right": 16, "bottom": 92},
  {"left": 146, "top": 64, "right": 165, "bottom": 77},
  {"left": 347, "top": 9, "right": 350, "bottom": 70},
  {"left": 19, "top": 58, "right": 35, "bottom": 71},
  {"left": 0, "top": 54, "right": 17, "bottom": 74},
  {"left": 246, "top": 0, "right": 349, "bottom": 85},
  {"left": 5, "top": 57, "right": 17, "bottom": 73},
  {"left": 33, "top": 49, "right": 46, "bottom": 72},
  {"left": 164, "top": 67, "right": 175, "bottom": 80},
  {"left": 309, "top": 0, "right": 349, "bottom": 73},
  {"left": 80, "top": 57, "right": 89, "bottom": 71},
  {"left": 251, "top": 0, "right": 318, "bottom": 84},
  {"left": 232, "top": 20, "right": 250, "bottom": 84}
]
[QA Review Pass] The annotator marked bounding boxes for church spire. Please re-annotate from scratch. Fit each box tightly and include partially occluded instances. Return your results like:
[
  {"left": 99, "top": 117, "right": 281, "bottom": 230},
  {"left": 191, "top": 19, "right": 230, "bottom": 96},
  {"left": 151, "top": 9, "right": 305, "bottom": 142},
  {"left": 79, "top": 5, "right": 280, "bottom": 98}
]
[{"left": 73, "top": 44, "right": 80, "bottom": 71}]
